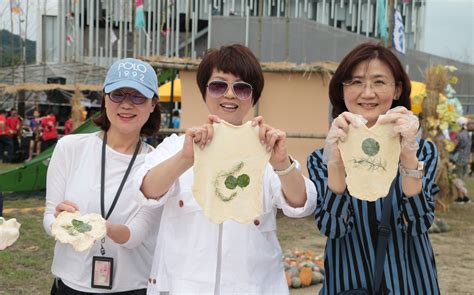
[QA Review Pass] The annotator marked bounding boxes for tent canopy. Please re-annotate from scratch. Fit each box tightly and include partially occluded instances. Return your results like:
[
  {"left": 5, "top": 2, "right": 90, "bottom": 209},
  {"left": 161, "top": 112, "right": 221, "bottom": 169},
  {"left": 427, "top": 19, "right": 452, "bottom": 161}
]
[{"left": 159, "top": 79, "right": 181, "bottom": 102}]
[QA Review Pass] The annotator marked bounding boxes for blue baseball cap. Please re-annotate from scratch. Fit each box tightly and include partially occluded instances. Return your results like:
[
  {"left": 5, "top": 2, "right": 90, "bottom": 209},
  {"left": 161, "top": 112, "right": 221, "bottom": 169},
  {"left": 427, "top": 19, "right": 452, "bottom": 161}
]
[{"left": 103, "top": 58, "right": 159, "bottom": 99}]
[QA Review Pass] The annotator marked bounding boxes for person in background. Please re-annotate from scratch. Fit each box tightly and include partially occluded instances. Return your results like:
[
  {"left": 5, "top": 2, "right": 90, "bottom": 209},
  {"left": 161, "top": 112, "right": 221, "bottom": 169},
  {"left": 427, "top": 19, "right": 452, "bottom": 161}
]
[
  {"left": 40, "top": 110, "right": 58, "bottom": 152},
  {"left": 453, "top": 116, "right": 471, "bottom": 204},
  {"left": 43, "top": 58, "right": 162, "bottom": 294},
  {"left": 6, "top": 108, "right": 22, "bottom": 158},
  {"left": 171, "top": 109, "right": 180, "bottom": 129},
  {"left": 27, "top": 110, "right": 42, "bottom": 161},
  {"left": 64, "top": 117, "right": 73, "bottom": 135},
  {"left": 0, "top": 109, "right": 13, "bottom": 163},
  {"left": 307, "top": 42, "right": 440, "bottom": 294}
]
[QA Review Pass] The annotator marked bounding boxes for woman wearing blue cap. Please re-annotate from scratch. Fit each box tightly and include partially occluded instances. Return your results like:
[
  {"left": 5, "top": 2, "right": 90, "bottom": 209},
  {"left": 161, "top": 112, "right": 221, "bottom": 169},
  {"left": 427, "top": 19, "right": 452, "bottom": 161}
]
[{"left": 43, "top": 58, "right": 162, "bottom": 294}]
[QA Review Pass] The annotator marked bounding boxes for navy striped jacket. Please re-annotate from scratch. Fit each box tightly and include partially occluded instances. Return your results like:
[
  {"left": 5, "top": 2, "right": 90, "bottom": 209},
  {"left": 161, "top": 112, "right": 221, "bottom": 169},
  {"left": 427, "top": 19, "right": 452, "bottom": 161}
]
[{"left": 307, "top": 139, "right": 440, "bottom": 295}]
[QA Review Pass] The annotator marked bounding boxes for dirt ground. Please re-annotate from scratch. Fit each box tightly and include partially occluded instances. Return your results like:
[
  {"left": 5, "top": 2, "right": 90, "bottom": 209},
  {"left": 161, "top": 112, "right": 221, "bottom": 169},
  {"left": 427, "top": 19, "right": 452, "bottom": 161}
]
[{"left": 276, "top": 201, "right": 474, "bottom": 295}]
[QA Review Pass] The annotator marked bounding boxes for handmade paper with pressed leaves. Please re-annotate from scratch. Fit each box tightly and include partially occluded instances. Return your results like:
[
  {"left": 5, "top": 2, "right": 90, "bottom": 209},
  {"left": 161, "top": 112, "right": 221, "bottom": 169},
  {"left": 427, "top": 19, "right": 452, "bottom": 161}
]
[
  {"left": 52, "top": 211, "right": 106, "bottom": 252},
  {"left": 339, "top": 123, "right": 400, "bottom": 201},
  {"left": 192, "top": 121, "right": 271, "bottom": 224}
]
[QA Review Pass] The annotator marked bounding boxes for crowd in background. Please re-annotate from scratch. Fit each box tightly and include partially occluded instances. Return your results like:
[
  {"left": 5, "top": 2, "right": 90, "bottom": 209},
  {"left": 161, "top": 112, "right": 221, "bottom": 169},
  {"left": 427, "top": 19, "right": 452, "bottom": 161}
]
[{"left": 0, "top": 108, "right": 60, "bottom": 163}]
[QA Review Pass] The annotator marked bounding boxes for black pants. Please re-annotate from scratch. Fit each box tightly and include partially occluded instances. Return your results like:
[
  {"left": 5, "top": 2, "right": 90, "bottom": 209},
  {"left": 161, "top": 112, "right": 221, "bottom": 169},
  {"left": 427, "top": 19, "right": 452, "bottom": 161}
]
[
  {"left": 42, "top": 138, "right": 58, "bottom": 152},
  {"left": 51, "top": 279, "right": 146, "bottom": 295},
  {"left": 0, "top": 135, "right": 13, "bottom": 162}
]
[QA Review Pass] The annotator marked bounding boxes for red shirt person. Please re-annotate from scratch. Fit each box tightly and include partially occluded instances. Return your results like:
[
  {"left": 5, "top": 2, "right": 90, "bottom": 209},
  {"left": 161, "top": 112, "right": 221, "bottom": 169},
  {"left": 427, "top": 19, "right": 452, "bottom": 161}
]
[
  {"left": 64, "top": 118, "right": 73, "bottom": 135},
  {"left": 40, "top": 113, "right": 58, "bottom": 151},
  {"left": 0, "top": 109, "right": 13, "bottom": 162},
  {"left": 6, "top": 109, "right": 21, "bottom": 137}
]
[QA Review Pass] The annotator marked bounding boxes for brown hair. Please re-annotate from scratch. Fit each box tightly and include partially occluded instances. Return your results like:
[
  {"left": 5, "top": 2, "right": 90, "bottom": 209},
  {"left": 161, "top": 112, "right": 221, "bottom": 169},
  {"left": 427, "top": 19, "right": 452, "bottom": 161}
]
[
  {"left": 92, "top": 94, "right": 161, "bottom": 136},
  {"left": 329, "top": 42, "right": 411, "bottom": 119},
  {"left": 196, "top": 44, "right": 264, "bottom": 106}
]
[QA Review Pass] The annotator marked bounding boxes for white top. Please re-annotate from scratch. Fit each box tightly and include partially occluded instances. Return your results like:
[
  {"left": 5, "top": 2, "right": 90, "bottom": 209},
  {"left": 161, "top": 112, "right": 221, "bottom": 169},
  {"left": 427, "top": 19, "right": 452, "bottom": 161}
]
[
  {"left": 43, "top": 132, "right": 162, "bottom": 293},
  {"left": 133, "top": 134, "right": 317, "bottom": 294}
]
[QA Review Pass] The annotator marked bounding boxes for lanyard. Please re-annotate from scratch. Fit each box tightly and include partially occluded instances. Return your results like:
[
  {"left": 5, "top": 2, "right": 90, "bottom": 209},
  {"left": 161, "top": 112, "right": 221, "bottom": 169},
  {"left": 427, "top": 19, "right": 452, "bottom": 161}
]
[{"left": 100, "top": 131, "right": 140, "bottom": 220}]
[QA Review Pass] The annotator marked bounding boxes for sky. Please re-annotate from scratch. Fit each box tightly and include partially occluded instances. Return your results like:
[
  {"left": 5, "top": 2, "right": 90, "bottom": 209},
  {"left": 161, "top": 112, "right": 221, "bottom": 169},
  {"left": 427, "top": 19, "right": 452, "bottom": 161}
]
[
  {"left": 422, "top": 0, "right": 474, "bottom": 65},
  {"left": 0, "top": 0, "right": 473, "bottom": 65}
]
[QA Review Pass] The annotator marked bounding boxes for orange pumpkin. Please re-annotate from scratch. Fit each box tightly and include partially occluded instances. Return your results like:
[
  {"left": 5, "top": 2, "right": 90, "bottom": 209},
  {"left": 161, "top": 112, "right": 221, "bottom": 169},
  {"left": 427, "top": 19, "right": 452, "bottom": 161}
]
[{"left": 299, "top": 267, "right": 313, "bottom": 287}]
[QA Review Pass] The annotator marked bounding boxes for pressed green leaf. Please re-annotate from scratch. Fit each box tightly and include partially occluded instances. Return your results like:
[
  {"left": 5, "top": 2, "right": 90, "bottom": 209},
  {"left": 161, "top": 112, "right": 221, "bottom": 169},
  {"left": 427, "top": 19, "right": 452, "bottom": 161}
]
[
  {"left": 224, "top": 175, "right": 238, "bottom": 190},
  {"left": 237, "top": 174, "right": 250, "bottom": 188},
  {"left": 361, "top": 138, "right": 380, "bottom": 157},
  {"left": 71, "top": 219, "right": 92, "bottom": 233}
]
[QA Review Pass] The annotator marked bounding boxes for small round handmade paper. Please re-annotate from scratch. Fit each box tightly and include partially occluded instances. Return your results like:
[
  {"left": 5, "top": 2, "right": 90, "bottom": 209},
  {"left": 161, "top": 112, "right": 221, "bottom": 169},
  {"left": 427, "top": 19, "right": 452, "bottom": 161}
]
[
  {"left": 338, "top": 123, "right": 400, "bottom": 201},
  {"left": 0, "top": 217, "right": 21, "bottom": 250},
  {"left": 192, "top": 120, "right": 271, "bottom": 224},
  {"left": 52, "top": 211, "right": 106, "bottom": 252}
]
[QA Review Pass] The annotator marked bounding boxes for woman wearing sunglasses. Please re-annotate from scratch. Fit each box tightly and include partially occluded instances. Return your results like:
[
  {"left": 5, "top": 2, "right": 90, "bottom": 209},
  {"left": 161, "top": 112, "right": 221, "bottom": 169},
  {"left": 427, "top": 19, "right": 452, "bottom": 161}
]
[
  {"left": 135, "top": 44, "right": 317, "bottom": 294},
  {"left": 44, "top": 58, "right": 162, "bottom": 294},
  {"left": 307, "top": 43, "right": 440, "bottom": 294}
]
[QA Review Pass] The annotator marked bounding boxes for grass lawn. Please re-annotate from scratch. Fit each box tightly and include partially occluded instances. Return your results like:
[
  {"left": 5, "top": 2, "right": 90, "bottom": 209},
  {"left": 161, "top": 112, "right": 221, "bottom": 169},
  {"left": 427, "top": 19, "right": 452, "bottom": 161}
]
[{"left": 1, "top": 160, "right": 474, "bottom": 294}]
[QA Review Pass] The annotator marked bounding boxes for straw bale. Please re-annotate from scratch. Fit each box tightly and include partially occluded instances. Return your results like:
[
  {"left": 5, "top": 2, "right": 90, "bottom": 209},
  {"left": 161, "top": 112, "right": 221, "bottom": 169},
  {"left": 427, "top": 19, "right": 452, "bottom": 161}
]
[
  {"left": 3, "top": 83, "right": 102, "bottom": 94},
  {"left": 142, "top": 55, "right": 336, "bottom": 75}
]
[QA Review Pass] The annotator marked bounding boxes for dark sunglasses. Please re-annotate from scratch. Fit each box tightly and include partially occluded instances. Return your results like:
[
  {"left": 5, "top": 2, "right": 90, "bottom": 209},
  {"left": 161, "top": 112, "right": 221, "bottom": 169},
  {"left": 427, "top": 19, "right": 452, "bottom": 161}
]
[
  {"left": 206, "top": 80, "right": 253, "bottom": 101},
  {"left": 108, "top": 91, "right": 148, "bottom": 105}
]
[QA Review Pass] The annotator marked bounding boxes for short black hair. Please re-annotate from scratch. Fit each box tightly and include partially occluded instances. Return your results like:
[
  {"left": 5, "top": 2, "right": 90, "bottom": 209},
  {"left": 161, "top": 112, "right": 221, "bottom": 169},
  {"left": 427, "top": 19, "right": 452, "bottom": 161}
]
[{"left": 196, "top": 44, "right": 264, "bottom": 106}]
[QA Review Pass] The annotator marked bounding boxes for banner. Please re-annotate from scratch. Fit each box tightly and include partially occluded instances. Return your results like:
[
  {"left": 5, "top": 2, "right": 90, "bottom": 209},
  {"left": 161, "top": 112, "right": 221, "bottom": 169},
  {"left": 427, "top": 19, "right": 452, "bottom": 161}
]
[
  {"left": 377, "top": 0, "right": 388, "bottom": 44},
  {"left": 135, "top": 0, "right": 145, "bottom": 29},
  {"left": 393, "top": 10, "right": 406, "bottom": 54}
]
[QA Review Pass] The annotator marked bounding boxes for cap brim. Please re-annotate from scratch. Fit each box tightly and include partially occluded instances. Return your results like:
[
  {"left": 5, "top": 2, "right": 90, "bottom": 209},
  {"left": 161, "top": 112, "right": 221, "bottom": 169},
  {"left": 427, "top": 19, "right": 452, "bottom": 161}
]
[{"left": 104, "top": 80, "right": 155, "bottom": 99}]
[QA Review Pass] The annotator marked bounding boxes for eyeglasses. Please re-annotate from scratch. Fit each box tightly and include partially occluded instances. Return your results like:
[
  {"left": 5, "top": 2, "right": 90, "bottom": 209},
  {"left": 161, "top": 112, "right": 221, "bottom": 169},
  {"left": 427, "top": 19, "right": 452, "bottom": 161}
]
[
  {"left": 108, "top": 91, "right": 148, "bottom": 105},
  {"left": 206, "top": 80, "right": 253, "bottom": 101},
  {"left": 342, "top": 79, "right": 397, "bottom": 94}
]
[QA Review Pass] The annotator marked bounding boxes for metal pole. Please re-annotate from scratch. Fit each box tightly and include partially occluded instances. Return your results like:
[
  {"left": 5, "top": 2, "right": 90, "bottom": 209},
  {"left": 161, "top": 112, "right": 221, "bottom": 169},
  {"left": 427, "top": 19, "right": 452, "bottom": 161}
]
[
  {"left": 95, "top": 0, "right": 100, "bottom": 63},
  {"left": 207, "top": 1, "right": 212, "bottom": 49},
  {"left": 88, "top": 0, "right": 93, "bottom": 60},
  {"left": 168, "top": 69, "right": 175, "bottom": 128},
  {"left": 175, "top": 0, "right": 180, "bottom": 57},
  {"left": 388, "top": 0, "right": 394, "bottom": 48},
  {"left": 244, "top": 5, "right": 249, "bottom": 46}
]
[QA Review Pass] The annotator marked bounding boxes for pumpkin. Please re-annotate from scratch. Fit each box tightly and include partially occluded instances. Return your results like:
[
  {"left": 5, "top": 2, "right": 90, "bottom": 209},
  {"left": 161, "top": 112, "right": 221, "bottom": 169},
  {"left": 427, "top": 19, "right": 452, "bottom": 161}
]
[
  {"left": 288, "top": 266, "right": 299, "bottom": 277},
  {"left": 291, "top": 277, "right": 302, "bottom": 288},
  {"left": 299, "top": 267, "right": 313, "bottom": 287},
  {"left": 312, "top": 271, "right": 324, "bottom": 285},
  {"left": 285, "top": 271, "right": 292, "bottom": 287}
]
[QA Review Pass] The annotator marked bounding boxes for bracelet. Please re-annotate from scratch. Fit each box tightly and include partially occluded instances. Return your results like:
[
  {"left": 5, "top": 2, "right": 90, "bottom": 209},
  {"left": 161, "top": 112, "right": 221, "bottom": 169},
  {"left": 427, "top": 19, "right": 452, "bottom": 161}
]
[{"left": 273, "top": 160, "right": 296, "bottom": 176}]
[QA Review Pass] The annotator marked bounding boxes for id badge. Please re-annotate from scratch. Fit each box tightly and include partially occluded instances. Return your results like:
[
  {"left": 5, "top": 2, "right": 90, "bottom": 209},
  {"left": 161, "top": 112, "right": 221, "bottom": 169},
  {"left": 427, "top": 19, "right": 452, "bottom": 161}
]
[{"left": 91, "top": 256, "right": 113, "bottom": 289}]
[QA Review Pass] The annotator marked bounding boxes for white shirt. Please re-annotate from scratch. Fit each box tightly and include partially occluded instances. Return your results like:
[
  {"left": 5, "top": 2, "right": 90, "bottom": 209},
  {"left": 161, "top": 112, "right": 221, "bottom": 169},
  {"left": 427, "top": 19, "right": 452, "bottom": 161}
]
[
  {"left": 43, "top": 132, "right": 162, "bottom": 293},
  {"left": 134, "top": 134, "right": 317, "bottom": 294}
]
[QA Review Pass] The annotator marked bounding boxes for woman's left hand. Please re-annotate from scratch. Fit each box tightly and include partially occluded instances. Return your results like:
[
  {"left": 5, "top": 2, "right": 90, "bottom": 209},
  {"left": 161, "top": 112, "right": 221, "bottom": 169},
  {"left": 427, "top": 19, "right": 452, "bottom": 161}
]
[
  {"left": 377, "top": 106, "right": 419, "bottom": 157},
  {"left": 252, "top": 116, "right": 289, "bottom": 168}
]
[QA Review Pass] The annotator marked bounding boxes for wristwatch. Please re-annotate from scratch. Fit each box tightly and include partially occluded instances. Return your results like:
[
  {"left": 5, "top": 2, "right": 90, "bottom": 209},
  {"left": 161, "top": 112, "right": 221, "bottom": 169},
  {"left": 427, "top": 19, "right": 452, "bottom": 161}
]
[{"left": 399, "top": 161, "right": 425, "bottom": 179}]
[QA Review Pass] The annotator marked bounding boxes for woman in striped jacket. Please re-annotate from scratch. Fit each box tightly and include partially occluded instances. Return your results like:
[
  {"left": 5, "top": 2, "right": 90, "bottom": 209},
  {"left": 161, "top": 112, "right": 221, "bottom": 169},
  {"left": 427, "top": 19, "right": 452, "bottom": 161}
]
[{"left": 307, "top": 42, "right": 440, "bottom": 294}]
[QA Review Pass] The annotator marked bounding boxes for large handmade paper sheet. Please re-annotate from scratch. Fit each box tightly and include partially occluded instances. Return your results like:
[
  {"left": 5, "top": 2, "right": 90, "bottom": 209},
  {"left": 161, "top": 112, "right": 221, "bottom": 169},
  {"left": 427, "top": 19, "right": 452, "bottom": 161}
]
[
  {"left": 192, "top": 121, "right": 271, "bottom": 224},
  {"left": 0, "top": 217, "right": 21, "bottom": 250},
  {"left": 339, "top": 124, "right": 400, "bottom": 201}
]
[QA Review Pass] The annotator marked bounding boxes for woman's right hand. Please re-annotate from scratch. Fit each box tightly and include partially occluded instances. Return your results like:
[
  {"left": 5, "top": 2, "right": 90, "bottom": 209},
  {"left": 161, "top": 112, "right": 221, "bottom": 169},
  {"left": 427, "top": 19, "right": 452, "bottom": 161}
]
[
  {"left": 323, "top": 112, "right": 366, "bottom": 165},
  {"left": 54, "top": 200, "right": 79, "bottom": 218},
  {"left": 181, "top": 115, "right": 221, "bottom": 162}
]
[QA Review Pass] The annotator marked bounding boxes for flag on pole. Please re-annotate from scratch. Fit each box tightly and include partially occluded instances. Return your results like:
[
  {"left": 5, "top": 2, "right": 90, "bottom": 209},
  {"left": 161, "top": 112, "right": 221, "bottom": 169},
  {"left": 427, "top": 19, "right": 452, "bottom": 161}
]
[
  {"left": 10, "top": 0, "right": 23, "bottom": 14},
  {"left": 135, "top": 0, "right": 146, "bottom": 29},
  {"left": 67, "top": 35, "right": 74, "bottom": 46},
  {"left": 393, "top": 10, "right": 406, "bottom": 54},
  {"left": 377, "top": 0, "right": 388, "bottom": 44},
  {"left": 110, "top": 29, "right": 118, "bottom": 44}
]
